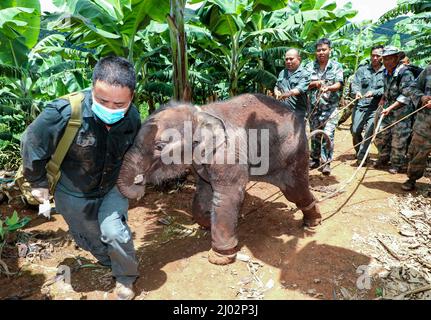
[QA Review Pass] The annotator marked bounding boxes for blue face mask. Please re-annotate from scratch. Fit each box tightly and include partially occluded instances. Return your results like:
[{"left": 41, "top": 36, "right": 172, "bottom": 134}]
[{"left": 91, "top": 97, "right": 129, "bottom": 125}]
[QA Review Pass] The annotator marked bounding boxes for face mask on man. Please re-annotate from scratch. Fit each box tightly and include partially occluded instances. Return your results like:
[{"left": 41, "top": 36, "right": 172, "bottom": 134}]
[{"left": 91, "top": 96, "right": 130, "bottom": 125}]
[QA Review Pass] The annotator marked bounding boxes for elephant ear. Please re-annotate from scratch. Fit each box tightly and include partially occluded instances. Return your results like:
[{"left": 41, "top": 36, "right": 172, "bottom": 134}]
[{"left": 193, "top": 111, "right": 227, "bottom": 165}]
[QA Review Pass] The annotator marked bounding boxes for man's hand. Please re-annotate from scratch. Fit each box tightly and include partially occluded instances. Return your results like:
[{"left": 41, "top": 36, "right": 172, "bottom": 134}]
[
  {"left": 355, "top": 92, "right": 363, "bottom": 100},
  {"left": 381, "top": 108, "right": 391, "bottom": 116},
  {"left": 421, "top": 95, "right": 431, "bottom": 106},
  {"left": 274, "top": 87, "right": 282, "bottom": 100},
  {"left": 321, "top": 85, "right": 329, "bottom": 93},
  {"left": 381, "top": 104, "right": 397, "bottom": 117},
  {"left": 31, "top": 188, "right": 49, "bottom": 204},
  {"left": 280, "top": 91, "right": 293, "bottom": 99},
  {"left": 364, "top": 91, "right": 374, "bottom": 98}
]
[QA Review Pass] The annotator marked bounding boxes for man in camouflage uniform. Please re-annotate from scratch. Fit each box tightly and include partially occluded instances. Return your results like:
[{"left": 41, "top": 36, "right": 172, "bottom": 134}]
[
  {"left": 337, "top": 73, "right": 354, "bottom": 126},
  {"left": 401, "top": 65, "right": 431, "bottom": 193},
  {"left": 274, "top": 48, "right": 310, "bottom": 120},
  {"left": 350, "top": 45, "right": 384, "bottom": 164},
  {"left": 375, "top": 46, "right": 416, "bottom": 174},
  {"left": 307, "top": 38, "right": 344, "bottom": 175}
]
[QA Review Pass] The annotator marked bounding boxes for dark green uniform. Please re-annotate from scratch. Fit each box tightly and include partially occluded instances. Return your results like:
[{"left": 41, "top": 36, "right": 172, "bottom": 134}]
[
  {"left": 351, "top": 64, "right": 384, "bottom": 160},
  {"left": 407, "top": 65, "right": 431, "bottom": 182},
  {"left": 374, "top": 63, "right": 416, "bottom": 170},
  {"left": 275, "top": 65, "right": 310, "bottom": 119}
]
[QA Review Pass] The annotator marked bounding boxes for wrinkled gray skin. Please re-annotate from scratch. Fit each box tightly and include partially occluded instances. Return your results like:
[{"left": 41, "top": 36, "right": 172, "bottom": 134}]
[{"left": 117, "top": 94, "right": 321, "bottom": 264}]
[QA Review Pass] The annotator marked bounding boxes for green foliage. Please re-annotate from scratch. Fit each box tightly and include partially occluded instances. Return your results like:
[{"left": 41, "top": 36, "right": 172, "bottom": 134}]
[
  {"left": 0, "top": 211, "right": 31, "bottom": 240},
  {"left": 0, "top": 0, "right": 41, "bottom": 66},
  {"left": 375, "top": 287, "right": 383, "bottom": 297},
  {"left": 379, "top": 0, "right": 431, "bottom": 65},
  {"left": 0, "top": 0, "right": 428, "bottom": 169}
]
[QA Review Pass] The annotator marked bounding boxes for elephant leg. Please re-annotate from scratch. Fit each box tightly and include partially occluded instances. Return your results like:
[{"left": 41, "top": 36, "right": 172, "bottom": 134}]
[
  {"left": 192, "top": 177, "right": 213, "bottom": 229},
  {"left": 207, "top": 184, "right": 246, "bottom": 265},
  {"left": 278, "top": 175, "right": 321, "bottom": 227}
]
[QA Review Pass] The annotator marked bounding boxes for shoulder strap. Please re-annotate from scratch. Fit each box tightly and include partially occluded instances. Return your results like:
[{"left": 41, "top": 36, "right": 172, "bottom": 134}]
[{"left": 45, "top": 92, "right": 84, "bottom": 193}]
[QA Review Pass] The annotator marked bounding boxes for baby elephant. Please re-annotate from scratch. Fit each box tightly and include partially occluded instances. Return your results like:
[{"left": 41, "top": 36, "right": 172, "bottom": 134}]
[{"left": 117, "top": 94, "right": 321, "bottom": 265}]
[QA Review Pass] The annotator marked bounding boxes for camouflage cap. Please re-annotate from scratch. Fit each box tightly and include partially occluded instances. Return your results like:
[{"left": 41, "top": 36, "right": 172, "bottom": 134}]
[{"left": 382, "top": 46, "right": 402, "bottom": 57}]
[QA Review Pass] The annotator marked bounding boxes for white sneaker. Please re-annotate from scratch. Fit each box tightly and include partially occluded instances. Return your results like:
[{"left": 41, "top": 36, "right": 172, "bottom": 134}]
[{"left": 114, "top": 282, "right": 135, "bottom": 300}]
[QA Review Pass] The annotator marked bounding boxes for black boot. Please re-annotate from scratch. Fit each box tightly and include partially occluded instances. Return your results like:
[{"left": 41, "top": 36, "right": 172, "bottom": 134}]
[
  {"left": 401, "top": 179, "right": 416, "bottom": 191},
  {"left": 309, "top": 159, "right": 320, "bottom": 169}
]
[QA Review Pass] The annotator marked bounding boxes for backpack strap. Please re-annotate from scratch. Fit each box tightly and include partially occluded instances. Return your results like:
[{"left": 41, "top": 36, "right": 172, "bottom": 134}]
[
  {"left": 396, "top": 66, "right": 406, "bottom": 88},
  {"left": 45, "top": 92, "right": 84, "bottom": 193}
]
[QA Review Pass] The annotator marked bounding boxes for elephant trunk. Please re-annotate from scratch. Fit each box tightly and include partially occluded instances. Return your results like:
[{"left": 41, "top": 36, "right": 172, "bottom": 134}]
[{"left": 117, "top": 149, "right": 147, "bottom": 200}]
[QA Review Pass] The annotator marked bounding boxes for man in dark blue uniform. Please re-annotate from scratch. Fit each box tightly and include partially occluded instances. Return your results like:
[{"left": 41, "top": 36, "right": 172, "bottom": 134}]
[{"left": 21, "top": 56, "right": 141, "bottom": 299}]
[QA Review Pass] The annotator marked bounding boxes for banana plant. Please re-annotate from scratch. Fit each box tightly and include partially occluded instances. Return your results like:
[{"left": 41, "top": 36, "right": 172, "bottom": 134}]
[
  {"left": 0, "top": 0, "right": 41, "bottom": 119},
  {"left": 50, "top": 0, "right": 170, "bottom": 65},
  {"left": 193, "top": 0, "right": 290, "bottom": 96},
  {"left": 380, "top": 0, "right": 431, "bottom": 65},
  {"left": 168, "top": 0, "right": 191, "bottom": 102}
]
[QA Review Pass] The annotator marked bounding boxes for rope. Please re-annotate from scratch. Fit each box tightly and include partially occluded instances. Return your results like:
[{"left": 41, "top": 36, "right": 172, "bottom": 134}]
[
  {"left": 242, "top": 103, "right": 429, "bottom": 217},
  {"left": 306, "top": 90, "right": 324, "bottom": 123},
  {"left": 317, "top": 113, "right": 384, "bottom": 202},
  {"left": 313, "top": 102, "right": 429, "bottom": 172},
  {"left": 311, "top": 96, "right": 361, "bottom": 132}
]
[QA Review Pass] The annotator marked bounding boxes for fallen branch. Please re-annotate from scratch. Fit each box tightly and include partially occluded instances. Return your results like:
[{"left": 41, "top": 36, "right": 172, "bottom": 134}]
[
  {"left": 0, "top": 258, "right": 16, "bottom": 276},
  {"left": 375, "top": 236, "right": 404, "bottom": 261},
  {"left": 389, "top": 284, "right": 431, "bottom": 300}
]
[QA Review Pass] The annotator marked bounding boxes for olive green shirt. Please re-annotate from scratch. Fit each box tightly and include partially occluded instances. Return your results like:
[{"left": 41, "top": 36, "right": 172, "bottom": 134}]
[{"left": 275, "top": 65, "right": 310, "bottom": 118}]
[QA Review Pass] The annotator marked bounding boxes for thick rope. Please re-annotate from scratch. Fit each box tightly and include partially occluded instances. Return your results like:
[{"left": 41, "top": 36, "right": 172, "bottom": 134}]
[
  {"left": 317, "top": 113, "right": 384, "bottom": 202},
  {"left": 312, "top": 103, "right": 429, "bottom": 172},
  {"left": 243, "top": 103, "right": 429, "bottom": 217},
  {"left": 311, "top": 96, "right": 361, "bottom": 132}
]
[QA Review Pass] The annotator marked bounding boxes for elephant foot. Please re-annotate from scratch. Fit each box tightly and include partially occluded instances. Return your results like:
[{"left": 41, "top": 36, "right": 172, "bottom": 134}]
[
  {"left": 208, "top": 248, "right": 237, "bottom": 265},
  {"left": 300, "top": 200, "right": 322, "bottom": 229},
  {"left": 303, "top": 218, "right": 322, "bottom": 228}
]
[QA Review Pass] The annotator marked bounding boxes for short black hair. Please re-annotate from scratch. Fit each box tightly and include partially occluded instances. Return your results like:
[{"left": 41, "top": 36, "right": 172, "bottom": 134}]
[
  {"left": 92, "top": 56, "right": 136, "bottom": 92},
  {"left": 371, "top": 45, "right": 384, "bottom": 52},
  {"left": 316, "top": 38, "right": 331, "bottom": 49}
]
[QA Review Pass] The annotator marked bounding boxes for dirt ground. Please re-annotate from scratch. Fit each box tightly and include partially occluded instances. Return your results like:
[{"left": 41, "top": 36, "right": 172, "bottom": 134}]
[{"left": 0, "top": 120, "right": 430, "bottom": 300}]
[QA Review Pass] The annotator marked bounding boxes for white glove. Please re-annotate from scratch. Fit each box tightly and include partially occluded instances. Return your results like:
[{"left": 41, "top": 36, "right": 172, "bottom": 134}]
[
  {"left": 31, "top": 188, "right": 49, "bottom": 203},
  {"left": 38, "top": 200, "right": 51, "bottom": 219}
]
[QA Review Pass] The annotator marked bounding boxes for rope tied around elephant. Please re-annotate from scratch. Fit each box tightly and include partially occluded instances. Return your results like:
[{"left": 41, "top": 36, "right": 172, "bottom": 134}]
[{"left": 242, "top": 102, "right": 430, "bottom": 220}]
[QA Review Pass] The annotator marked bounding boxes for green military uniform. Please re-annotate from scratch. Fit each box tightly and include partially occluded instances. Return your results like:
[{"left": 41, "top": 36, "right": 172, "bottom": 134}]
[
  {"left": 275, "top": 65, "right": 311, "bottom": 119},
  {"left": 404, "top": 65, "right": 431, "bottom": 188},
  {"left": 306, "top": 59, "right": 344, "bottom": 164},
  {"left": 351, "top": 63, "right": 384, "bottom": 161},
  {"left": 374, "top": 62, "right": 416, "bottom": 170}
]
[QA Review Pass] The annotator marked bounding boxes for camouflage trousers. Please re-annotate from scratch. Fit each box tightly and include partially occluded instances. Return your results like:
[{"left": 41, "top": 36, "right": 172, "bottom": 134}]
[
  {"left": 351, "top": 106, "right": 377, "bottom": 160},
  {"left": 309, "top": 108, "right": 338, "bottom": 163},
  {"left": 374, "top": 111, "right": 413, "bottom": 169},
  {"left": 407, "top": 111, "right": 431, "bottom": 181},
  {"left": 337, "top": 99, "right": 354, "bottom": 126}
]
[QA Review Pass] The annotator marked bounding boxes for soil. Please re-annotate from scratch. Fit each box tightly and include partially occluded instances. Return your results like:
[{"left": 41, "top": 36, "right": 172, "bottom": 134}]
[{"left": 0, "top": 121, "right": 429, "bottom": 300}]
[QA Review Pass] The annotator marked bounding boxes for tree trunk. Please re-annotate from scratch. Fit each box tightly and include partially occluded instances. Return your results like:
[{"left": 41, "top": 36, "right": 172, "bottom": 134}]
[{"left": 168, "top": 0, "right": 191, "bottom": 102}]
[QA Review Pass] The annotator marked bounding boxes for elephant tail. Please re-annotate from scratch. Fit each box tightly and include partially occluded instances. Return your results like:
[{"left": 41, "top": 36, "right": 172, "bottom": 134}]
[{"left": 308, "top": 129, "right": 333, "bottom": 151}]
